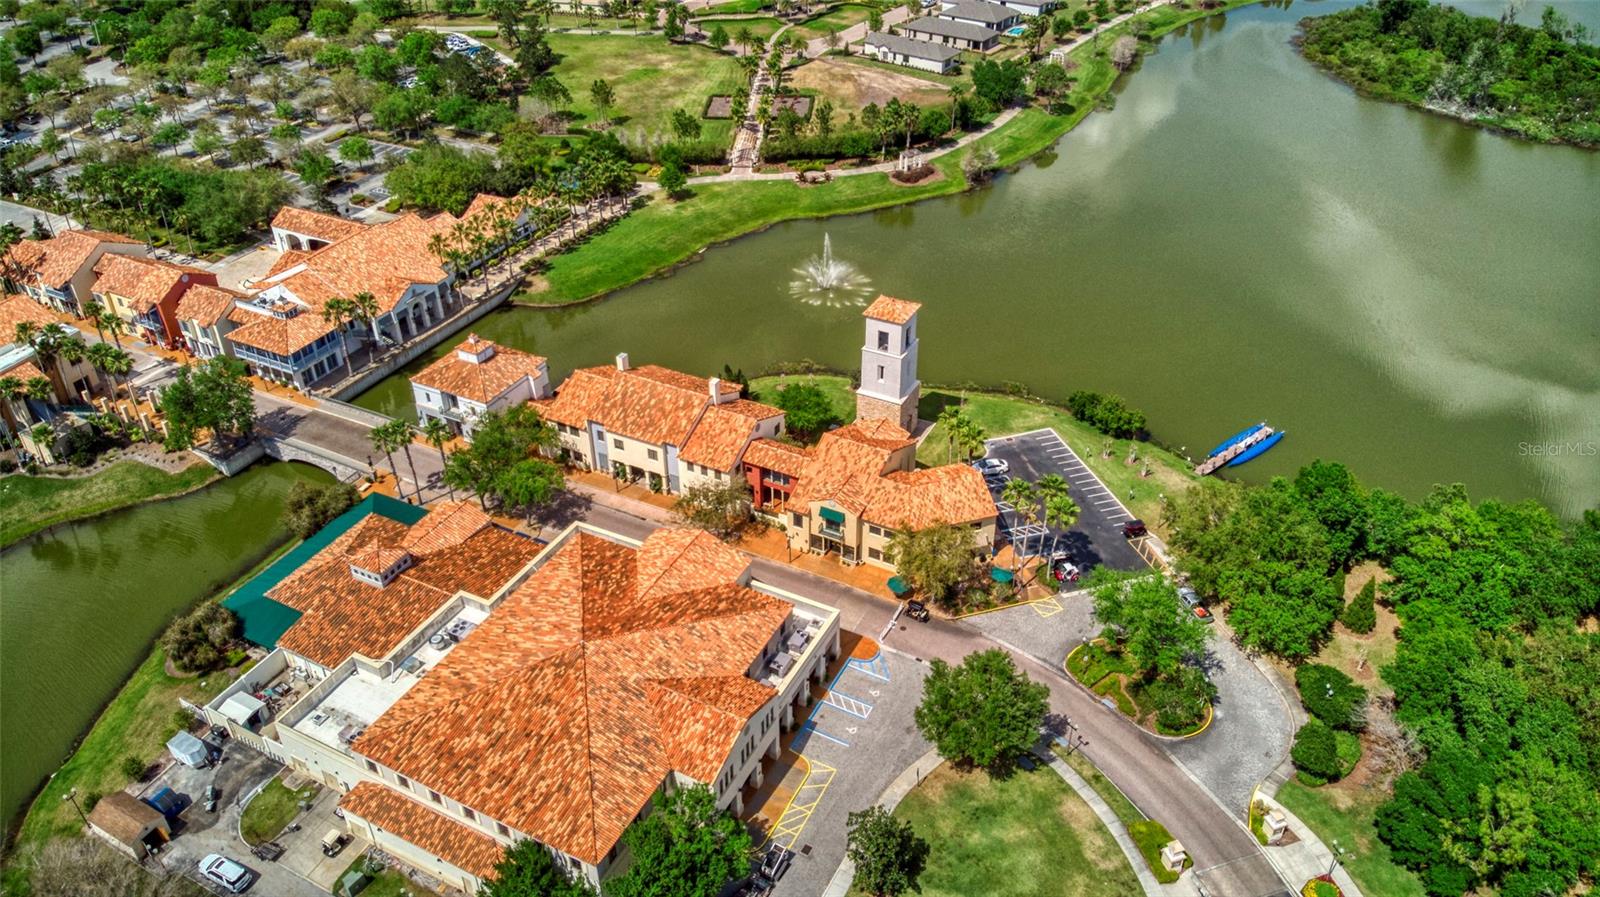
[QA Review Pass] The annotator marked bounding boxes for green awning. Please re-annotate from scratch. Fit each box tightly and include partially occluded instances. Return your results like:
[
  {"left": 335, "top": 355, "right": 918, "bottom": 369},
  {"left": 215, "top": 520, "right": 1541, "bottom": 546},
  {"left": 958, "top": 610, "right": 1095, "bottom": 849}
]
[
  {"left": 887, "top": 576, "right": 910, "bottom": 596},
  {"left": 990, "top": 567, "right": 1014, "bottom": 583},
  {"left": 223, "top": 494, "right": 428, "bottom": 647},
  {"left": 819, "top": 506, "right": 846, "bottom": 524}
]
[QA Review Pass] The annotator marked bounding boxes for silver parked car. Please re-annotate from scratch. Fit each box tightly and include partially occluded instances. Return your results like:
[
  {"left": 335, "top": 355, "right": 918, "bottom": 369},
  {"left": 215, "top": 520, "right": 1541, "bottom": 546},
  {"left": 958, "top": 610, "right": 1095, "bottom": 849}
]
[
  {"left": 198, "top": 854, "right": 254, "bottom": 893},
  {"left": 972, "top": 458, "right": 1009, "bottom": 477}
]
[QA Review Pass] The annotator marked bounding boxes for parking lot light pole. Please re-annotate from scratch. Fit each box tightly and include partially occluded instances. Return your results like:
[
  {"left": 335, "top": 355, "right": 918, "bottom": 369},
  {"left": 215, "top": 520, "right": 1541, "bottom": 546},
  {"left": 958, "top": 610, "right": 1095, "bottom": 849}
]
[{"left": 62, "top": 787, "right": 89, "bottom": 829}]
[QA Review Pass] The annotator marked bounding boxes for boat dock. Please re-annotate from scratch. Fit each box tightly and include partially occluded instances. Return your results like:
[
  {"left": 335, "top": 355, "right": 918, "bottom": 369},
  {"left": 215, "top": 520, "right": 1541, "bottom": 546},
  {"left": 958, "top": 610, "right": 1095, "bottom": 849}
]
[{"left": 1195, "top": 425, "right": 1275, "bottom": 476}]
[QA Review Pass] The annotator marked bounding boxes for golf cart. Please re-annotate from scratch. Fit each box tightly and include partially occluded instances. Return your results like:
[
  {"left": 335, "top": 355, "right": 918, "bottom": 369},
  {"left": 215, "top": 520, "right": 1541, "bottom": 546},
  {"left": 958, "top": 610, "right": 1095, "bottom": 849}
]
[
  {"left": 321, "top": 829, "right": 349, "bottom": 857},
  {"left": 905, "top": 600, "right": 930, "bottom": 622}
]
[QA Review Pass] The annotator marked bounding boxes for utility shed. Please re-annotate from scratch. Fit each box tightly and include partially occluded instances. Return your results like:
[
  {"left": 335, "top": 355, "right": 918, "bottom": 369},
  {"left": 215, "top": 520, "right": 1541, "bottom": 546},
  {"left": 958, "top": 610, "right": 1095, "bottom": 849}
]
[{"left": 86, "top": 792, "right": 171, "bottom": 861}]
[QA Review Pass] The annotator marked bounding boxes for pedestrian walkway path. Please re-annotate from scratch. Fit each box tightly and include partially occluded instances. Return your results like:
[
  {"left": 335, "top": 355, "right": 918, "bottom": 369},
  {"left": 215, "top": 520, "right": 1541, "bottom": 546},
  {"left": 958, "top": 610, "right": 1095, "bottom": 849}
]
[{"left": 1254, "top": 791, "right": 1366, "bottom": 897}]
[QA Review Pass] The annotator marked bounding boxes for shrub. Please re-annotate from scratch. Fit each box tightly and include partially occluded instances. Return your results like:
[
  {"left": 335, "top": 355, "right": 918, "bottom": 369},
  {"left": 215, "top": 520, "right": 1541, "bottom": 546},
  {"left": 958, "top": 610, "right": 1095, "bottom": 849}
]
[
  {"left": 1301, "top": 879, "right": 1339, "bottom": 897},
  {"left": 1291, "top": 719, "right": 1340, "bottom": 783},
  {"left": 1341, "top": 577, "right": 1377, "bottom": 633},
  {"left": 82, "top": 791, "right": 103, "bottom": 813},
  {"left": 1065, "top": 390, "right": 1147, "bottom": 438},
  {"left": 1144, "top": 666, "right": 1215, "bottom": 734},
  {"left": 120, "top": 755, "right": 147, "bottom": 781},
  {"left": 170, "top": 709, "right": 194, "bottom": 733},
  {"left": 0, "top": 458, "right": 16, "bottom": 473},
  {"left": 281, "top": 481, "right": 360, "bottom": 539},
  {"left": 163, "top": 603, "right": 241, "bottom": 673},
  {"left": 1334, "top": 730, "right": 1362, "bottom": 778},
  {"left": 1295, "top": 663, "right": 1367, "bottom": 730}
]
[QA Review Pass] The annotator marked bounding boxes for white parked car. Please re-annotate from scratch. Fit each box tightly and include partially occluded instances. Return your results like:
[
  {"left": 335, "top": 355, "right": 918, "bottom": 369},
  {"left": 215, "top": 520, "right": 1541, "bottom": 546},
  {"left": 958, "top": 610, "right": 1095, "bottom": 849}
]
[
  {"left": 973, "top": 458, "right": 1009, "bottom": 477},
  {"left": 198, "top": 854, "right": 254, "bottom": 893}
]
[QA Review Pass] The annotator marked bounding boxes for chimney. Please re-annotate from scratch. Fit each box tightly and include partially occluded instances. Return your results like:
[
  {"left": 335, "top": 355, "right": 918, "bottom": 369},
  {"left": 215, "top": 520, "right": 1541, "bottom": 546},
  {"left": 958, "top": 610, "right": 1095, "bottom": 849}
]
[
  {"left": 456, "top": 333, "right": 495, "bottom": 364},
  {"left": 708, "top": 377, "right": 722, "bottom": 403},
  {"left": 616, "top": 352, "right": 630, "bottom": 371}
]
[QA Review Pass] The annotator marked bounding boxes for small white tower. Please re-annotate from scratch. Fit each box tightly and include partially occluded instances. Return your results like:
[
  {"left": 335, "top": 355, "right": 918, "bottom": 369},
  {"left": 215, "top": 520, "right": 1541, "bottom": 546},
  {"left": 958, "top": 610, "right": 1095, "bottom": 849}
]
[{"left": 855, "top": 295, "right": 922, "bottom": 433}]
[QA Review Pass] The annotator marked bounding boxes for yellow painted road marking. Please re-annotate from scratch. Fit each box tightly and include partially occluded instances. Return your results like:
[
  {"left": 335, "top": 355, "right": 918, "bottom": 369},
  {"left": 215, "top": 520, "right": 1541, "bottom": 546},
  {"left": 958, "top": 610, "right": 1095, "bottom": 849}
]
[
  {"left": 1032, "top": 596, "right": 1063, "bottom": 617},
  {"left": 765, "top": 758, "right": 837, "bottom": 850}
]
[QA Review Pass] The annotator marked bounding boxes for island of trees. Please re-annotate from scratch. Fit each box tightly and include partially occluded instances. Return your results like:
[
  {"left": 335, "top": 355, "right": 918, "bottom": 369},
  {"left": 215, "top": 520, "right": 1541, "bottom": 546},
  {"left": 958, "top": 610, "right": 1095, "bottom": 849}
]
[{"left": 1297, "top": 0, "right": 1600, "bottom": 147}]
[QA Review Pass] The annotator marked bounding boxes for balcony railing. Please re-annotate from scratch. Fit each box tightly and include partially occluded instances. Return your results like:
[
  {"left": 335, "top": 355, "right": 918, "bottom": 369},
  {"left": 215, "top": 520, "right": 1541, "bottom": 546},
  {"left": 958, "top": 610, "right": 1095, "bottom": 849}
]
[{"left": 819, "top": 523, "right": 844, "bottom": 539}]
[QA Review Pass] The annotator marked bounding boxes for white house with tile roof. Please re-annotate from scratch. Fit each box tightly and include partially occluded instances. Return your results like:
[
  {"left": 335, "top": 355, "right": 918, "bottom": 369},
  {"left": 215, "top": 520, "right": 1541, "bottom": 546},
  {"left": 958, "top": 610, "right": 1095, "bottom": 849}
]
[{"left": 409, "top": 334, "right": 552, "bottom": 438}]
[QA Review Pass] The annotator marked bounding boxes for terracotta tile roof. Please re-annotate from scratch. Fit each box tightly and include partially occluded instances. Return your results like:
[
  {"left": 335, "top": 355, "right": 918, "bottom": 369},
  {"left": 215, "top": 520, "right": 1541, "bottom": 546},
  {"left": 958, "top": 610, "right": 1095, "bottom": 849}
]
[
  {"left": 224, "top": 304, "right": 339, "bottom": 357},
  {"left": 92, "top": 254, "right": 208, "bottom": 313},
  {"left": 410, "top": 335, "right": 547, "bottom": 405},
  {"left": 175, "top": 284, "right": 246, "bottom": 326},
  {"left": 263, "top": 249, "right": 312, "bottom": 280},
  {"left": 4, "top": 230, "right": 142, "bottom": 289},
  {"left": 863, "top": 294, "right": 921, "bottom": 325},
  {"left": 271, "top": 508, "right": 540, "bottom": 667},
  {"left": 87, "top": 792, "right": 164, "bottom": 844},
  {"left": 340, "top": 783, "right": 503, "bottom": 880},
  {"left": 783, "top": 421, "right": 993, "bottom": 529},
  {"left": 539, "top": 362, "right": 746, "bottom": 448},
  {"left": 271, "top": 207, "right": 369, "bottom": 244},
  {"left": 261, "top": 212, "right": 449, "bottom": 312},
  {"left": 0, "top": 359, "right": 48, "bottom": 381},
  {"left": 869, "top": 464, "right": 996, "bottom": 529},
  {"left": 742, "top": 438, "right": 813, "bottom": 478},
  {"left": 678, "top": 400, "right": 782, "bottom": 472},
  {"left": 354, "top": 527, "right": 791, "bottom": 865},
  {"left": 0, "top": 293, "right": 59, "bottom": 339}
]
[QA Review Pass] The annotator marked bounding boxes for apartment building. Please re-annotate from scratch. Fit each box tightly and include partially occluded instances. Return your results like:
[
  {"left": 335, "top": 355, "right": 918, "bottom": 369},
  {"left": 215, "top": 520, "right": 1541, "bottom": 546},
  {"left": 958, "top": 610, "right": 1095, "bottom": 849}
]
[{"left": 409, "top": 334, "right": 551, "bottom": 438}]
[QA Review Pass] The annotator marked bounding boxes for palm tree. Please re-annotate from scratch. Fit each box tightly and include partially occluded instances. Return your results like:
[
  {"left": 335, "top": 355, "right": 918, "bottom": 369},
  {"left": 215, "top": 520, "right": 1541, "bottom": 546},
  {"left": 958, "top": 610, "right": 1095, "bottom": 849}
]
[
  {"left": 350, "top": 291, "right": 383, "bottom": 346},
  {"left": 56, "top": 336, "right": 87, "bottom": 401},
  {"left": 25, "top": 323, "right": 71, "bottom": 399},
  {"left": 80, "top": 298, "right": 107, "bottom": 341},
  {"left": 26, "top": 375, "right": 56, "bottom": 411},
  {"left": 392, "top": 419, "right": 422, "bottom": 500},
  {"left": 1036, "top": 473, "right": 1078, "bottom": 557},
  {"left": 421, "top": 417, "right": 455, "bottom": 500},
  {"left": 953, "top": 415, "right": 986, "bottom": 461},
  {"left": 370, "top": 420, "right": 407, "bottom": 501},
  {"left": 0, "top": 375, "right": 28, "bottom": 430},
  {"left": 99, "top": 310, "right": 126, "bottom": 348},
  {"left": 320, "top": 297, "right": 357, "bottom": 377},
  {"left": 90, "top": 344, "right": 135, "bottom": 402},
  {"left": 1001, "top": 478, "right": 1040, "bottom": 572},
  {"left": 936, "top": 405, "right": 964, "bottom": 463}
]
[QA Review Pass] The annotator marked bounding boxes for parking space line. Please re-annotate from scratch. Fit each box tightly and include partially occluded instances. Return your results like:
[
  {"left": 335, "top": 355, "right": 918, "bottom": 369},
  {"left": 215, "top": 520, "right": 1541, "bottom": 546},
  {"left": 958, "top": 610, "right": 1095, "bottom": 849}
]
[
  {"left": 766, "top": 759, "right": 837, "bottom": 850},
  {"left": 1031, "top": 597, "right": 1063, "bottom": 618},
  {"left": 791, "top": 721, "right": 849, "bottom": 750},
  {"left": 845, "top": 655, "right": 891, "bottom": 682},
  {"left": 822, "top": 690, "right": 873, "bottom": 719}
]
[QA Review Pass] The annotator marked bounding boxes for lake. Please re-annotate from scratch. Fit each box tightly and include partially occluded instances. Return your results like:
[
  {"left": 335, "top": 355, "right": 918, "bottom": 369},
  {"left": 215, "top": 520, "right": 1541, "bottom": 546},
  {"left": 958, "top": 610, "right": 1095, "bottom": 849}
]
[
  {"left": 354, "top": 0, "right": 1600, "bottom": 517},
  {"left": 0, "top": 462, "right": 331, "bottom": 830}
]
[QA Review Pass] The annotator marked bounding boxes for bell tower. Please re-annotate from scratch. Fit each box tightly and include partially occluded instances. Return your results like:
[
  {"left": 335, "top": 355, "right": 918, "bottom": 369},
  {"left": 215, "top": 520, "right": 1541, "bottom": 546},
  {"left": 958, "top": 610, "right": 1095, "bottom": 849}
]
[{"left": 855, "top": 295, "right": 921, "bottom": 433}]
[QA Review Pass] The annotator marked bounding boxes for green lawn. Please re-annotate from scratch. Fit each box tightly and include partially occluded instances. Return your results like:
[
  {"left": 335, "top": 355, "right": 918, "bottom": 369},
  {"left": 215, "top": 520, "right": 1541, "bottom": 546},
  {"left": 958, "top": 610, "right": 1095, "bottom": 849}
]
[
  {"left": 1129, "top": 819, "right": 1190, "bottom": 883},
  {"left": 0, "top": 460, "right": 219, "bottom": 548},
  {"left": 1276, "top": 780, "right": 1426, "bottom": 897},
  {"left": 694, "top": 0, "right": 774, "bottom": 16},
  {"left": 240, "top": 776, "right": 322, "bottom": 846},
  {"left": 748, "top": 373, "right": 857, "bottom": 431},
  {"left": 343, "top": 865, "right": 444, "bottom": 897},
  {"left": 541, "top": 34, "right": 748, "bottom": 139},
  {"left": 546, "top": 12, "right": 643, "bottom": 29},
  {"left": 698, "top": 15, "right": 787, "bottom": 41},
  {"left": 788, "top": 3, "right": 876, "bottom": 41},
  {"left": 865, "top": 763, "right": 1138, "bottom": 897}
]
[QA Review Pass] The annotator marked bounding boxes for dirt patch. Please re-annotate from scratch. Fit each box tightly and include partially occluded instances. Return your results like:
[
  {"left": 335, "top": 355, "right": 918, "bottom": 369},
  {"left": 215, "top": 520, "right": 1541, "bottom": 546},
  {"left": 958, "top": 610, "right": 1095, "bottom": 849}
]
[
  {"left": 1342, "top": 561, "right": 1391, "bottom": 599},
  {"left": 1056, "top": 789, "right": 1124, "bottom": 873},
  {"left": 789, "top": 56, "right": 949, "bottom": 111}
]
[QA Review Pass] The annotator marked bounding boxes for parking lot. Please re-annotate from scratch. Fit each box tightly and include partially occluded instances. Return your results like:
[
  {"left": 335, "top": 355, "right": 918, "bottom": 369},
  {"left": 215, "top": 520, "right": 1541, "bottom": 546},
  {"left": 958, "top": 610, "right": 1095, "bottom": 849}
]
[
  {"left": 982, "top": 429, "right": 1148, "bottom": 576},
  {"left": 767, "top": 641, "right": 931, "bottom": 897}
]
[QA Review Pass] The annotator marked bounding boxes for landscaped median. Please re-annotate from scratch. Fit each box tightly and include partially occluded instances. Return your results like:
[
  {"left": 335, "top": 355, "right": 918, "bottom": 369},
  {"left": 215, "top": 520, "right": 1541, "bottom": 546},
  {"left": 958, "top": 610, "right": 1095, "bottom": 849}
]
[
  {"left": 1066, "top": 640, "right": 1213, "bottom": 738},
  {"left": 520, "top": 0, "right": 1261, "bottom": 305}
]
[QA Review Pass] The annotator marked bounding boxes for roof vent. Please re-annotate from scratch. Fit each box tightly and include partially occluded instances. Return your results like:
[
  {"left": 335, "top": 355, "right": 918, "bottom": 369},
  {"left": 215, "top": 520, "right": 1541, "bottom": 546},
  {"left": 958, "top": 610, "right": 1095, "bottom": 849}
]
[{"left": 456, "top": 333, "right": 495, "bottom": 364}]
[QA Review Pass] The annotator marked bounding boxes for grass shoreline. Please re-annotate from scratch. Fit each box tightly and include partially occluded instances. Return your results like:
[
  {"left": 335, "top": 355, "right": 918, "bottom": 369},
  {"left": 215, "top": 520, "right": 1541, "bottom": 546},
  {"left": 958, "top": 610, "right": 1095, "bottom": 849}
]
[
  {"left": 518, "top": 0, "right": 1259, "bottom": 306},
  {"left": 3, "top": 536, "right": 300, "bottom": 877},
  {"left": 0, "top": 460, "right": 221, "bottom": 550}
]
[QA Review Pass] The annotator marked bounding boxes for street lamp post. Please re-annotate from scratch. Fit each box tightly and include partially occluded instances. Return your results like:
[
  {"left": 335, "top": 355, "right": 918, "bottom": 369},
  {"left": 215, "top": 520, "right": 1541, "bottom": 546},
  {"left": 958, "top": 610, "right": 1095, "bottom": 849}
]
[
  {"left": 1059, "top": 717, "right": 1089, "bottom": 755},
  {"left": 1328, "top": 839, "right": 1348, "bottom": 877},
  {"left": 62, "top": 787, "right": 89, "bottom": 829}
]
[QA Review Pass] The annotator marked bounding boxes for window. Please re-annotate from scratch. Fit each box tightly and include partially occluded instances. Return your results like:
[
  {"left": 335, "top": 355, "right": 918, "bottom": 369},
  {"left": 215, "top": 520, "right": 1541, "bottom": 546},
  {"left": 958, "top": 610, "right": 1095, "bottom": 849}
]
[
  {"left": 429, "top": 790, "right": 442, "bottom": 804},
  {"left": 613, "top": 438, "right": 623, "bottom": 449},
  {"left": 365, "top": 760, "right": 378, "bottom": 773},
  {"left": 877, "top": 365, "right": 885, "bottom": 382},
  {"left": 396, "top": 775, "right": 410, "bottom": 789},
  {"left": 497, "top": 822, "right": 510, "bottom": 837},
  {"left": 868, "top": 524, "right": 883, "bottom": 537},
  {"left": 647, "top": 448, "right": 658, "bottom": 461},
  {"left": 877, "top": 330, "right": 889, "bottom": 350},
  {"left": 792, "top": 512, "right": 803, "bottom": 527},
  {"left": 905, "top": 328, "right": 912, "bottom": 349},
  {"left": 463, "top": 807, "right": 477, "bottom": 822},
  {"left": 868, "top": 547, "right": 883, "bottom": 561}
]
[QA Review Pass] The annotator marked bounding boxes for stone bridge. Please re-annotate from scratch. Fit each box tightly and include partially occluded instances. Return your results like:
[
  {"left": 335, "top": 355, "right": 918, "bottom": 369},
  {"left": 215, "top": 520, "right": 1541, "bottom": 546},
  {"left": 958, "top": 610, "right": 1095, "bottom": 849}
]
[{"left": 249, "top": 392, "right": 445, "bottom": 498}]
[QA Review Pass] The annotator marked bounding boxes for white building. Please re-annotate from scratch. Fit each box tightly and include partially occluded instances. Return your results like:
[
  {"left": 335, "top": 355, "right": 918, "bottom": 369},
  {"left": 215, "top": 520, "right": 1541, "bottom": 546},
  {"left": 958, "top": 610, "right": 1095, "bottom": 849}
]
[
  {"left": 861, "top": 31, "right": 964, "bottom": 74},
  {"left": 202, "top": 504, "right": 839, "bottom": 893},
  {"left": 409, "top": 334, "right": 551, "bottom": 438}
]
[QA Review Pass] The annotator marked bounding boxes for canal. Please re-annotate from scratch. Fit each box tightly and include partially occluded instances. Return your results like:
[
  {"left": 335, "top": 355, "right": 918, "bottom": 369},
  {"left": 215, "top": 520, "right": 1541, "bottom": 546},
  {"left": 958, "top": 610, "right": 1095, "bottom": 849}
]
[
  {"left": 0, "top": 462, "right": 332, "bottom": 830},
  {"left": 354, "top": 0, "right": 1600, "bottom": 518}
]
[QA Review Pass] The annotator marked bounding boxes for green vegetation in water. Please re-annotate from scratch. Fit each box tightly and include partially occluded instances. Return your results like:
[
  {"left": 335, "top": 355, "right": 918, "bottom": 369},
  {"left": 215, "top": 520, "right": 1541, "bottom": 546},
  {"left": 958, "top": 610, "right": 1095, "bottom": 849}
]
[
  {"left": 240, "top": 777, "right": 322, "bottom": 846},
  {"left": 870, "top": 763, "right": 1139, "bottom": 897},
  {"left": 0, "top": 461, "right": 219, "bottom": 549},
  {"left": 1297, "top": 0, "right": 1600, "bottom": 146}
]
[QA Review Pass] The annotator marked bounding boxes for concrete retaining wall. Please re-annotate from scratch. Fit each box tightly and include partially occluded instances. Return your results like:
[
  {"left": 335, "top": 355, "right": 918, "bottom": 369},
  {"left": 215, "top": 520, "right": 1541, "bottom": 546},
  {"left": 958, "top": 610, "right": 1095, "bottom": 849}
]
[
  {"left": 192, "top": 441, "right": 266, "bottom": 476},
  {"left": 329, "top": 281, "right": 521, "bottom": 404},
  {"left": 260, "top": 435, "right": 368, "bottom": 483}
]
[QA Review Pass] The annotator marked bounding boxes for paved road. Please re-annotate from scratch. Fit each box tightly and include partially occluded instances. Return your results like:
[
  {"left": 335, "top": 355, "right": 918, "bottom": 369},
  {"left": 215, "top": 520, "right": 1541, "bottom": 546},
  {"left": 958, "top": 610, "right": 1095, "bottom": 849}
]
[{"left": 573, "top": 503, "right": 1289, "bottom": 897}]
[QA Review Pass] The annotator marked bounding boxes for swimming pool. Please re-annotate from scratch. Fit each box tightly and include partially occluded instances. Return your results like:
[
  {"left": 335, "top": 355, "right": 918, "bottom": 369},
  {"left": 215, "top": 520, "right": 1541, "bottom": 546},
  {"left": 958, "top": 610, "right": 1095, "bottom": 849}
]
[{"left": 1005, "top": 24, "right": 1027, "bottom": 35}]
